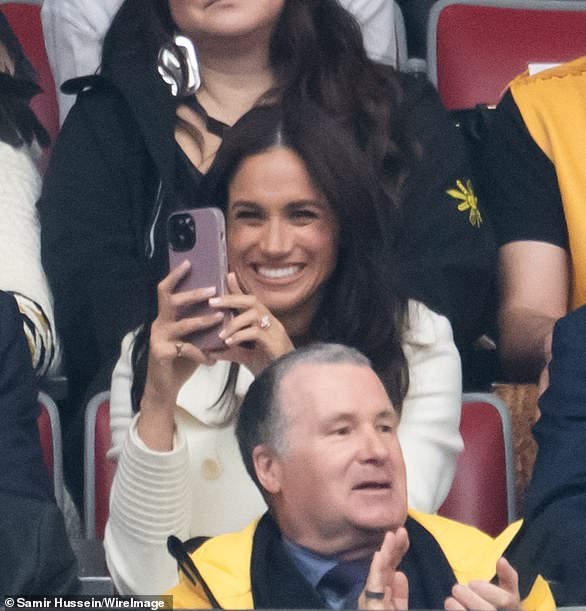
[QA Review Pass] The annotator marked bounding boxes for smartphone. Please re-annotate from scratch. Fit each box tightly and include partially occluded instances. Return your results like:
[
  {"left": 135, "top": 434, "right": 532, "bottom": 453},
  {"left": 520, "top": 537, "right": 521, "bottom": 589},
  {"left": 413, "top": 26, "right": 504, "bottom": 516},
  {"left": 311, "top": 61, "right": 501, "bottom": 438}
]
[{"left": 167, "top": 207, "right": 231, "bottom": 351}]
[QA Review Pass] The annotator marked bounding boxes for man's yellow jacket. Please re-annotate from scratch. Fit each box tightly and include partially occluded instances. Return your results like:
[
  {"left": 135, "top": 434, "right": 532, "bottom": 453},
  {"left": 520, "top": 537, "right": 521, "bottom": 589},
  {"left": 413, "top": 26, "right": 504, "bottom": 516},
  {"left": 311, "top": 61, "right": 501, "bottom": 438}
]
[{"left": 166, "top": 510, "right": 554, "bottom": 609}]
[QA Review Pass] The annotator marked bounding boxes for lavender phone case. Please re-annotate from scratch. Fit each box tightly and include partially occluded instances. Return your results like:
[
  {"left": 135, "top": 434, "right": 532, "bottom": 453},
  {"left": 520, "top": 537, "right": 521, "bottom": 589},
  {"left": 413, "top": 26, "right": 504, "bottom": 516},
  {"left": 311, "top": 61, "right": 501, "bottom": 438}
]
[{"left": 168, "top": 208, "right": 230, "bottom": 351}]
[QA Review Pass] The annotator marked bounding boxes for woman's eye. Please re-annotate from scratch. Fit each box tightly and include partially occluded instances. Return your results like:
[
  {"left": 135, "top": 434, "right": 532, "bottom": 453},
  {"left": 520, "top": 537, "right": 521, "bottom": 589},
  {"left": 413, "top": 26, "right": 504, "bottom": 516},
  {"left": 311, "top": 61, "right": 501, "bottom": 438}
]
[
  {"left": 291, "top": 209, "right": 319, "bottom": 223},
  {"left": 378, "top": 425, "right": 393, "bottom": 434},
  {"left": 234, "top": 210, "right": 263, "bottom": 221}
]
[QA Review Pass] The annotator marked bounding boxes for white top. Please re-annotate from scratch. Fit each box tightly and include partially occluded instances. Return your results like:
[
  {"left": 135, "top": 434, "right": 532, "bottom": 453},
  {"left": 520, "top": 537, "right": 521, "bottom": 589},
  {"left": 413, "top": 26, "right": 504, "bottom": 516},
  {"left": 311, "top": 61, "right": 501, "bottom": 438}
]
[
  {"left": 41, "top": 0, "right": 396, "bottom": 124},
  {"left": 41, "top": 0, "right": 120, "bottom": 124},
  {"left": 338, "top": 0, "right": 396, "bottom": 66},
  {"left": 0, "top": 141, "right": 61, "bottom": 376},
  {"left": 104, "top": 300, "right": 462, "bottom": 594}
]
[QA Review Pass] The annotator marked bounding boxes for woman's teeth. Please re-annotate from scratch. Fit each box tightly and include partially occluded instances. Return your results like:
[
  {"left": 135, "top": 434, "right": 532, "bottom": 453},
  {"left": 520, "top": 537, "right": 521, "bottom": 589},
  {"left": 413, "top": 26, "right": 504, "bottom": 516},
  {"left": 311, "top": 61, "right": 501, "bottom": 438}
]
[{"left": 257, "top": 265, "right": 300, "bottom": 279}]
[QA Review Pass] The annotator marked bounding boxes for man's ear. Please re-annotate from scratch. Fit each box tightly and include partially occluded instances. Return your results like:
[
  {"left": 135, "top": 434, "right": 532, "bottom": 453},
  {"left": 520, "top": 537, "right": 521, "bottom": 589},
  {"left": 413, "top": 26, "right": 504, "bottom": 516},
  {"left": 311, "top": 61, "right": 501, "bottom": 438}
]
[{"left": 252, "top": 444, "right": 282, "bottom": 495}]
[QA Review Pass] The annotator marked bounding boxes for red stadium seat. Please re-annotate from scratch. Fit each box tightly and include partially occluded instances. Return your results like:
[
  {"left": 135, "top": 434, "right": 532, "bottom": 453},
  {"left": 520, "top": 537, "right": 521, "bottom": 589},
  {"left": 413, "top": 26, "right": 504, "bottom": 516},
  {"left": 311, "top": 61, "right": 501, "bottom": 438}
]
[
  {"left": 427, "top": 0, "right": 586, "bottom": 109},
  {"left": 84, "top": 392, "right": 115, "bottom": 539},
  {"left": 37, "top": 390, "right": 64, "bottom": 509},
  {"left": 0, "top": 2, "right": 59, "bottom": 172},
  {"left": 81, "top": 388, "right": 516, "bottom": 538},
  {"left": 84, "top": 392, "right": 116, "bottom": 539},
  {"left": 438, "top": 392, "right": 515, "bottom": 536},
  {"left": 82, "top": 389, "right": 515, "bottom": 539}
]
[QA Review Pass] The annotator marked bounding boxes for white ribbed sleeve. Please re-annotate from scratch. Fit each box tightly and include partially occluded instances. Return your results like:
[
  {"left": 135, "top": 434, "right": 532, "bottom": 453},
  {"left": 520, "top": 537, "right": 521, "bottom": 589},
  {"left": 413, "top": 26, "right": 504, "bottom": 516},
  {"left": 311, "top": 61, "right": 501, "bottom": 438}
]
[{"left": 105, "top": 417, "right": 191, "bottom": 595}]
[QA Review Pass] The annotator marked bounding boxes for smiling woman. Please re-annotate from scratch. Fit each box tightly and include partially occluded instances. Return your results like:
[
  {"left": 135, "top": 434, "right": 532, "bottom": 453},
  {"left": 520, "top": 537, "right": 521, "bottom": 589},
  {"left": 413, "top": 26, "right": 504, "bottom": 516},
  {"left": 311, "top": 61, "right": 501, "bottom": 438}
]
[
  {"left": 198, "top": 105, "right": 409, "bottom": 398},
  {"left": 226, "top": 147, "right": 338, "bottom": 337},
  {"left": 104, "top": 103, "right": 463, "bottom": 595}
]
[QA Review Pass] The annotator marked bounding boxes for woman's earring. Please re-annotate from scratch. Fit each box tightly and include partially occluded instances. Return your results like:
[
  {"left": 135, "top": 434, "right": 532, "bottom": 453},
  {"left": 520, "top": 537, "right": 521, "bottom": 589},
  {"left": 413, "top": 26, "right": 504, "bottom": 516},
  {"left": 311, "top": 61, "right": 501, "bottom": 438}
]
[{"left": 157, "top": 34, "right": 201, "bottom": 97}]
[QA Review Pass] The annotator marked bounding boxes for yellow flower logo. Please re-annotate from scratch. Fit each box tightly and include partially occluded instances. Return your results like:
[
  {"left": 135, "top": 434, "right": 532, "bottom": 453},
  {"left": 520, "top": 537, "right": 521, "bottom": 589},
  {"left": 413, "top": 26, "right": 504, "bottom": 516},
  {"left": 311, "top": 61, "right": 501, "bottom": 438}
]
[{"left": 447, "top": 179, "right": 483, "bottom": 228}]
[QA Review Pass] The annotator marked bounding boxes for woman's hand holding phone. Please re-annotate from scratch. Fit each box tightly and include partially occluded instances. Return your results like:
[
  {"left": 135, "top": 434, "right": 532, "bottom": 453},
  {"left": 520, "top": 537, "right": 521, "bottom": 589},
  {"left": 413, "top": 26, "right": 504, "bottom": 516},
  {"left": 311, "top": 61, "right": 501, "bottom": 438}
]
[
  {"left": 207, "top": 272, "right": 294, "bottom": 376},
  {"left": 138, "top": 265, "right": 293, "bottom": 449},
  {"left": 137, "top": 260, "right": 226, "bottom": 451}
]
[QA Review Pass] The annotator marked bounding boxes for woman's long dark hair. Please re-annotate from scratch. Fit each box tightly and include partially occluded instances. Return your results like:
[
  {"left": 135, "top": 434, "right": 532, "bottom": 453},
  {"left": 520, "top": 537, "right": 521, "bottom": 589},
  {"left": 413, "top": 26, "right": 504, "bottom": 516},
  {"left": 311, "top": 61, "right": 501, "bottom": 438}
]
[
  {"left": 102, "top": 0, "right": 411, "bottom": 205},
  {"left": 205, "top": 104, "right": 409, "bottom": 408},
  {"left": 0, "top": 13, "right": 50, "bottom": 149}
]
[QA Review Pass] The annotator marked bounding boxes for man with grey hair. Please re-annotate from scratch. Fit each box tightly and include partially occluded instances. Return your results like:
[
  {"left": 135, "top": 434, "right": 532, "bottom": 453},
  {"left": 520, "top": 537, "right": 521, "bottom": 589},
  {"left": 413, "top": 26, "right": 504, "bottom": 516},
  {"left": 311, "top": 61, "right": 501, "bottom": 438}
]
[{"left": 166, "top": 343, "right": 553, "bottom": 609}]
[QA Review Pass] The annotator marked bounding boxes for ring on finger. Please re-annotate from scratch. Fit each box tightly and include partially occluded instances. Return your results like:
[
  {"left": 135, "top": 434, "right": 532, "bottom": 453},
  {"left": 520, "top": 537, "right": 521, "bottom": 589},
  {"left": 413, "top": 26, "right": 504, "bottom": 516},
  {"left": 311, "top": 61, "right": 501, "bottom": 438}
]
[
  {"left": 259, "top": 314, "right": 271, "bottom": 330},
  {"left": 364, "top": 591, "right": 385, "bottom": 600},
  {"left": 175, "top": 342, "right": 184, "bottom": 358}
]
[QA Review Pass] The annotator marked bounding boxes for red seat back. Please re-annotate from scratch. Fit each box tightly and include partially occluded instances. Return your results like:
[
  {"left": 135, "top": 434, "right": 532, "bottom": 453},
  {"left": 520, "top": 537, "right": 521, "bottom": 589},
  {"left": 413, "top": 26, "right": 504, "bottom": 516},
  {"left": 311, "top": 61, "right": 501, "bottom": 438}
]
[
  {"left": 37, "top": 391, "right": 64, "bottom": 509},
  {"left": 81, "top": 393, "right": 516, "bottom": 538},
  {"left": 428, "top": 0, "right": 586, "bottom": 109},
  {"left": 1, "top": 2, "right": 59, "bottom": 172},
  {"left": 95, "top": 399, "right": 115, "bottom": 539},
  {"left": 37, "top": 402, "right": 54, "bottom": 475},
  {"left": 438, "top": 395, "right": 515, "bottom": 536},
  {"left": 85, "top": 393, "right": 115, "bottom": 539}
]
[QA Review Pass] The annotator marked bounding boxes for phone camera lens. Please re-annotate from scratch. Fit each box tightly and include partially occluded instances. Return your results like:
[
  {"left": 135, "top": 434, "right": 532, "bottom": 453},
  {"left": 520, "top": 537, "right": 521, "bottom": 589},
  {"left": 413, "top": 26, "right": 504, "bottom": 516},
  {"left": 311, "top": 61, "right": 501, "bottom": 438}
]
[{"left": 169, "top": 212, "right": 196, "bottom": 252}]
